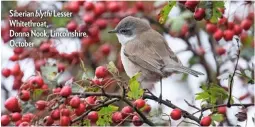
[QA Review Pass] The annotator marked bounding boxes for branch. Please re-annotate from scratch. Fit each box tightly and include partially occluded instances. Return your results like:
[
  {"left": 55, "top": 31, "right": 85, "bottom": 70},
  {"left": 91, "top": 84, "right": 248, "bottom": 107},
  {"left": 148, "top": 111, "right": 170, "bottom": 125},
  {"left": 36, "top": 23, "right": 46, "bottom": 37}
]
[
  {"left": 72, "top": 92, "right": 155, "bottom": 126},
  {"left": 227, "top": 39, "right": 241, "bottom": 107},
  {"left": 71, "top": 98, "right": 120, "bottom": 124},
  {"left": 143, "top": 94, "right": 200, "bottom": 123},
  {"left": 202, "top": 103, "right": 254, "bottom": 112},
  {"left": 122, "top": 98, "right": 155, "bottom": 126}
]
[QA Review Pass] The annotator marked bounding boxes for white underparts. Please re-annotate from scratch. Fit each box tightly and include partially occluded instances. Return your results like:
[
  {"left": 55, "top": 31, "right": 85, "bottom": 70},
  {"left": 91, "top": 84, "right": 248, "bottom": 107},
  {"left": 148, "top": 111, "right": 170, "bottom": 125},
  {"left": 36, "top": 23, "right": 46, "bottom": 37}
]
[{"left": 116, "top": 34, "right": 136, "bottom": 45}]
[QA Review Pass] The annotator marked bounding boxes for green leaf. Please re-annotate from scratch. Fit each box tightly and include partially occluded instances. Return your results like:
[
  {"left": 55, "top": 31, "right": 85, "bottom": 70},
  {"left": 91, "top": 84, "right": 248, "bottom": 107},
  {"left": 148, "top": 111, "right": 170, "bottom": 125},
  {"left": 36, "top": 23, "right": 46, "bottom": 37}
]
[
  {"left": 211, "top": 113, "right": 224, "bottom": 122},
  {"left": 96, "top": 105, "right": 118, "bottom": 126},
  {"left": 82, "top": 119, "right": 90, "bottom": 126},
  {"left": 127, "top": 72, "right": 144, "bottom": 100},
  {"left": 32, "top": 89, "right": 44, "bottom": 100},
  {"left": 209, "top": 1, "right": 224, "bottom": 23},
  {"left": 189, "top": 56, "right": 200, "bottom": 65},
  {"left": 51, "top": 16, "right": 71, "bottom": 27},
  {"left": 107, "top": 61, "right": 119, "bottom": 76},
  {"left": 195, "top": 84, "right": 231, "bottom": 105},
  {"left": 195, "top": 92, "right": 210, "bottom": 100},
  {"left": 158, "top": 1, "right": 176, "bottom": 24}
]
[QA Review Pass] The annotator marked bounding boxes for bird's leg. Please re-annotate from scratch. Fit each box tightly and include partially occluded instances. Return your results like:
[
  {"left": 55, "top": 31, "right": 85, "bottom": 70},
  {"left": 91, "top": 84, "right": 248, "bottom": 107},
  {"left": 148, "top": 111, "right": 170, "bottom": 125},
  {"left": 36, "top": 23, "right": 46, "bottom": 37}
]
[{"left": 158, "top": 77, "right": 163, "bottom": 104}]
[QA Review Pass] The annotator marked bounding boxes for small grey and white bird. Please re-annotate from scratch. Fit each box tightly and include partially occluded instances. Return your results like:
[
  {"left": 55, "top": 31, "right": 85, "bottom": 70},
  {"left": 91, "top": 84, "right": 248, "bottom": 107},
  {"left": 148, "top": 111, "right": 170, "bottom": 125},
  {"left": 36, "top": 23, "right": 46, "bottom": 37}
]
[{"left": 108, "top": 16, "right": 204, "bottom": 98}]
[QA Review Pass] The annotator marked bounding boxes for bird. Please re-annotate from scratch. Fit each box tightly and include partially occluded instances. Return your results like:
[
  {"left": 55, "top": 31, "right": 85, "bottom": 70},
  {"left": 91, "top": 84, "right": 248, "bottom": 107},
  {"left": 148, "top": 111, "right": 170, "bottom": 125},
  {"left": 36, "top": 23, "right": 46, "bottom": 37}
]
[{"left": 108, "top": 16, "right": 204, "bottom": 101}]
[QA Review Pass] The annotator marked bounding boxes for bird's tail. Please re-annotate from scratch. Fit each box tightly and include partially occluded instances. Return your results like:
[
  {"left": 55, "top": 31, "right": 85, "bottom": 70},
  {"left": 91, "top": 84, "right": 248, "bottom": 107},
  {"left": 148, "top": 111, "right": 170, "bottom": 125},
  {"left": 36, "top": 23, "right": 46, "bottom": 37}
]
[{"left": 164, "top": 66, "right": 204, "bottom": 77}]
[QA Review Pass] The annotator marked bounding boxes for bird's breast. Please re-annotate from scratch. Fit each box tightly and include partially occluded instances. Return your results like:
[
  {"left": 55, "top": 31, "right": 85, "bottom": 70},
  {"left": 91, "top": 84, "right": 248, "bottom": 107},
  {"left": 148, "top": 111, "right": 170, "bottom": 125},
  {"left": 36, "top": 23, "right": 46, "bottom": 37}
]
[{"left": 120, "top": 46, "right": 140, "bottom": 77}]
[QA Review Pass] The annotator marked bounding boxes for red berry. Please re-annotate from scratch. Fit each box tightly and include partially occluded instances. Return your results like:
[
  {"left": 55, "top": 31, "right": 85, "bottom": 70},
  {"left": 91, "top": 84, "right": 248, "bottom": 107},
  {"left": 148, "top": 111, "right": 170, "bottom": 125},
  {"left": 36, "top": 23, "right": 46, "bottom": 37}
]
[
  {"left": 241, "top": 19, "right": 252, "bottom": 30},
  {"left": 67, "top": 20, "right": 77, "bottom": 32},
  {"left": 9, "top": 54, "right": 19, "bottom": 61},
  {"left": 35, "top": 100, "right": 47, "bottom": 110},
  {"left": 69, "top": 96, "right": 80, "bottom": 108},
  {"left": 75, "top": 103, "right": 86, "bottom": 116},
  {"left": 2, "top": 68, "right": 11, "bottom": 78},
  {"left": 21, "top": 113, "right": 34, "bottom": 122},
  {"left": 94, "top": 2, "right": 106, "bottom": 16},
  {"left": 14, "top": 47, "right": 24, "bottom": 54},
  {"left": 217, "top": 106, "right": 227, "bottom": 114},
  {"left": 11, "top": 63, "right": 21, "bottom": 76},
  {"left": 67, "top": 1, "right": 80, "bottom": 13},
  {"left": 39, "top": 43, "right": 51, "bottom": 52},
  {"left": 29, "top": 76, "right": 44, "bottom": 88},
  {"left": 170, "top": 108, "right": 182, "bottom": 120},
  {"left": 18, "top": 122, "right": 29, "bottom": 126},
  {"left": 83, "top": 13, "right": 94, "bottom": 24},
  {"left": 227, "top": 22, "right": 235, "bottom": 29},
  {"left": 100, "top": 44, "right": 111, "bottom": 55},
  {"left": 60, "top": 108, "right": 70, "bottom": 116},
  {"left": 88, "top": 26, "right": 99, "bottom": 37},
  {"left": 35, "top": 59, "right": 46, "bottom": 71},
  {"left": 51, "top": 109, "right": 60, "bottom": 120},
  {"left": 1, "top": 115, "right": 10, "bottom": 126},
  {"left": 143, "top": 104, "right": 151, "bottom": 113},
  {"left": 107, "top": 2, "right": 120, "bottom": 13},
  {"left": 234, "top": 25, "right": 242, "bottom": 35},
  {"left": 60, "top": 116, "right": 70, "bottom": 126},
  {"left": 134, "top": 99, "right": 145, "bottom": 109},
  {"left": 216, "top": 47, "right": 226, "bottom": 55},
  {"left": 223, "top": 30, "right": 234, "bottom": 41},
  {"left": 60, "top": 86, "right": 72, "bottom": 97},
  {"left": 206, "top": 23, "right": 217, "bottom": 33},
  {"left": 10, "top": 112, "right": 22, "bottom": 122},
  {"left": 185, "top": 1, "right": 199, "bottom": 12},
  {"left": 95, "top": 66, "right": 108, "bottom": 78},
  {"left": 194, "top": 8, "right": 205, "bottom": 21},
  {"left": 53, "top": 87, "right": 61, "bottom": 94},
  {"left": 4, "top": 97, "right": 21, "bottom": 112},
  {"left": 84, "top": 2, "right": 94, "bottom": 11},
  {"left": 92, "top": 79, "right": 102, "bottom": 86},
  {"left": 15, "top": 120, "right": 22, "bottom": 126},
  {"left": 87, "top": 111, "right": 98, "bottom": 122},
  {"left": 85, "top": 96, "right": 96, "bottom": 105},
  {"left": 136, "top": 2, "right": 144, "bottom": 11},
  {"left": 57, "top": 63, "right": 65, "bottom": 72},
  {"left": 121, "top": 106, "right": 133, "bottom": 118},
  {"left": 43, "top": 116, "right": 54, "bottom": 126},
  {"left": 19, "top": 90, "right": 30, "bottom": 101},
  {"left": 200, "top": 116, "right": 212, "bottom": 126},
  {"left": 132, "top": 115, "right": 143, "bottom": 126},
  {"left": 95, "top": 19, "right": 107, "bottom": 29},
  {"left": 218, "top": 17, "right": 227, "bottom": 25},
  {"left": 112, "top": 112, "right": 123, "bottom": 123},
  {"left": 213, "top": 29, "right": 223, "bottom": 41}
]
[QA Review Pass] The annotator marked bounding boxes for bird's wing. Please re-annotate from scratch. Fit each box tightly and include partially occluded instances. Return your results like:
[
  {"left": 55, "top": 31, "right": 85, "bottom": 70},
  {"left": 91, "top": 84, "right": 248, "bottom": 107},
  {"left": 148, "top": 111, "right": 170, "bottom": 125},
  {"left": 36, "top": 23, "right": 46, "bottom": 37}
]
[{"left": 123, "top": 30, "right": 181, "bottom": 76}]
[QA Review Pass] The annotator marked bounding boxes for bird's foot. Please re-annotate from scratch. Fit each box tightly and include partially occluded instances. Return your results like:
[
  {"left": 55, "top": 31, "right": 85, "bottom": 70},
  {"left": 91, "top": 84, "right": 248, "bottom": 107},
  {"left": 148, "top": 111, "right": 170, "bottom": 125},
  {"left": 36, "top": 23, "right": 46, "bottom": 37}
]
[{"left": 158, "top": 94, "right": 163, "bottom": 105}]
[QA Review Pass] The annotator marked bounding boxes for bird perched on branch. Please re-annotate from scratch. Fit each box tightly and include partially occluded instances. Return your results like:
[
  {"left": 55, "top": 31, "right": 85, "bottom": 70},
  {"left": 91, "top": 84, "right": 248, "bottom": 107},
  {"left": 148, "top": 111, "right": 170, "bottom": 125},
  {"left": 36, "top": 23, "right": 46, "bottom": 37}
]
[{"left": 108, "top": 16, "right": 204, "bottom": 101}]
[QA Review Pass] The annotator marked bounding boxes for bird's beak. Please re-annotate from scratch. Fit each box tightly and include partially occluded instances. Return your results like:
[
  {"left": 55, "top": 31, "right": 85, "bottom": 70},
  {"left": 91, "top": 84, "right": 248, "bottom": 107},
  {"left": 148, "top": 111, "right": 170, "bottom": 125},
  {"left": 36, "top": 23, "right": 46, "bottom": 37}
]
[{"left": 108, "top": 29, "right": 117, "bottom": 33}]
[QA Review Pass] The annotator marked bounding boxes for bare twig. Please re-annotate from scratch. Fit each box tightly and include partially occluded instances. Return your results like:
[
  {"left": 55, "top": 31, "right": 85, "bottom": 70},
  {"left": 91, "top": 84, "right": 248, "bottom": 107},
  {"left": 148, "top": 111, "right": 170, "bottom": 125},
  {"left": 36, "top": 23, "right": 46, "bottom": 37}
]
[
  {"left": 227, "top": 39, "right": 241, "bottom": 107},
  {"left": 184, "top": 99, "right": 200, "bottom": 111}
]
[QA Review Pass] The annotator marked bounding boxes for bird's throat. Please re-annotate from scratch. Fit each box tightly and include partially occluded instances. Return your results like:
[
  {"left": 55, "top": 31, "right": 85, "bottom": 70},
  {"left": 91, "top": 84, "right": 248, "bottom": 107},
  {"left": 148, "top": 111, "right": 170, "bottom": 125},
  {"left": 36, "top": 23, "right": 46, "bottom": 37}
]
[{"left": 116, "top": 34, "right": 136, "bottom": 45}]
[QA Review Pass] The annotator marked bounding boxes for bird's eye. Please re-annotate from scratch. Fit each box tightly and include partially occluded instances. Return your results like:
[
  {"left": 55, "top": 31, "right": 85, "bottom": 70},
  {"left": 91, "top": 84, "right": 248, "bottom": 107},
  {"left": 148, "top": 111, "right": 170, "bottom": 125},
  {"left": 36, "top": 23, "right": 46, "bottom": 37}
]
[{"left": 120, "top": 29, "right": 128, "bottom": 33}]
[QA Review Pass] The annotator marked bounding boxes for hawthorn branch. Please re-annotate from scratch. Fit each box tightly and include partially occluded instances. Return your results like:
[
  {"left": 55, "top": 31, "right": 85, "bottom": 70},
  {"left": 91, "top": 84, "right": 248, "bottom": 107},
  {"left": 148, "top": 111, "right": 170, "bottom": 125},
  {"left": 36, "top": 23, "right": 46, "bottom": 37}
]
[
  {"left": 227, "top": 39, "right": 241, "bottom": 107},
  {"left": 122, "top": 98, "right": 155, "bottom": 126},
  {"left": 143, "top": 94, "right": 200, "bottom": 123},
  {"left": 71, "top": 98, "right": 120, "bottom": 124}
]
